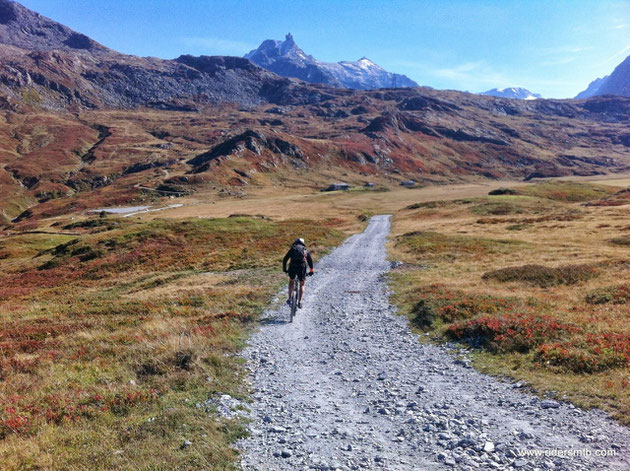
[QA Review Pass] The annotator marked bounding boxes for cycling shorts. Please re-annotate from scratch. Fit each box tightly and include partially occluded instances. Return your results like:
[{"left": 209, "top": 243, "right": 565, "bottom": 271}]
[{"left": 288, "top": 265, "right": 307, "bottom": 282}]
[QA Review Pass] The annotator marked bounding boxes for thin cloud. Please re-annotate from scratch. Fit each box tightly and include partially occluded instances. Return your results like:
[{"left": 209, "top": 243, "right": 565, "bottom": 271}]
[
  {"left": 397, "top": 60, "right": 514, "bottom": 90},
  {"left": 428, "top": 61, "right": 515, "bottom": 90},
  {"left": 433, "top": 61, "right": 484, "bottom": 78},
  {"left": 614, "top": 24, "right": 628, "bottom": 29},
  {"left": 539, "top": 56, "right": 577, "bottom": 67},
  {"left": 537, "top": 45, "right": 593, "bottom": 56},
  {"left": 602, "top": 42, "right": 630, "bottom": 66},
  {"left": 179, "top": 37, "right": 254, "bottom": 55},
  {"left": 396, "top": 59, "right": 581, "bottom": 96}
]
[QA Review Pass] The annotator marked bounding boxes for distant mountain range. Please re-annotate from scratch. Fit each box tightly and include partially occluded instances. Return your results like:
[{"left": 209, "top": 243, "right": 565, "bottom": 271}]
[
  {"left": 576, "top": 55, "right": 630, "bottom": 99},
  {"left": 244, "top": 33, "right": 418, "bottom": 90},
  {"left": 2, "top": 0, "right": 630, "bottom": 226},
  {"left": 481, "top": 87, "right": 542, "bottom": 100}
]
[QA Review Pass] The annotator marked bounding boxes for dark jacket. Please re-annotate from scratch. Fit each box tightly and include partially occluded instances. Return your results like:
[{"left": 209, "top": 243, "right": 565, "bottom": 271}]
[{"left": 283, "top": 244, "right": 313, "bottom": 272}]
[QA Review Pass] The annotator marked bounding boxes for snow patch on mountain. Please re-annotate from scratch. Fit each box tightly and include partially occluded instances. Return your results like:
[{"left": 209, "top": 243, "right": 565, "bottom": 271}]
[
  {"left": 481, "top": 87, "right": 542, "bottom": 100},
  {"left": 245, "top": 33, "right": 418, "bottom": 90}
]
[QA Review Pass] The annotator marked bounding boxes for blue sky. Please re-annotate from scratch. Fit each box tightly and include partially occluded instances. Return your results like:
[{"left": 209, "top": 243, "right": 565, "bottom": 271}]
[{"left": 19, "top": 0, "right": 630, "bottom": 98}]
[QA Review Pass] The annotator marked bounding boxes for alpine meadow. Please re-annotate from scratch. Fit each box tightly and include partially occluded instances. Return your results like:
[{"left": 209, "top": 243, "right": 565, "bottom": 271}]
[{"left": 1, "top": 1, "right": 629, "bottom": 470}]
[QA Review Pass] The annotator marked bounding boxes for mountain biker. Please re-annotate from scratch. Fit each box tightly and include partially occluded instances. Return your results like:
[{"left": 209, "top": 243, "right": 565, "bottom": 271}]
[{"left": 282, "top": 238, "right": 314, "bottom": 309}]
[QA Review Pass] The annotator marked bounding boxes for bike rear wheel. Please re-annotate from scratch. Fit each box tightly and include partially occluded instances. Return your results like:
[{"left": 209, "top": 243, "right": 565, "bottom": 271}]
[{"left": 290, "top": 288, "right": 298, "bottom": 322}]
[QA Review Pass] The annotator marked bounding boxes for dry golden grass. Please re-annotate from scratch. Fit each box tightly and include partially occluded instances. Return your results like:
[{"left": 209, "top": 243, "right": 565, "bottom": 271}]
[
  {"left": 388, "top": 181, "right": 630, "bottom": 423},
  {"left": 0, "top": 215, "right": 347, "bottom": 470},
  {"left": 2, "top": 176, "right": 629, "bottom": 469},
  {"left": 137, "top": 178, "right": 630, "bottom": 425},
  {"left": 125, "top": 180, "right": 525, "bottom": 228}
]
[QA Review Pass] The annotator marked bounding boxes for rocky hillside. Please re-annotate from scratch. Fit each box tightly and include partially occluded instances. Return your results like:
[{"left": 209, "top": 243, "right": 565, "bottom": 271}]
[
  {"left": 2, "top": 86, "right": 630, "bottom": 226},
  {"left": 0, "top": 0, "right": 109, "bottom": 53},
  {"left": 0, "top": 1, "right": 327, "bottom": 110},
  {"left": 245, "top": 33, "right": 418, "bottom": 90},
  {"left": 577, "top": 55, "right": 630, "bottom": 98},
  {"left": 0, "top": 1, "right": 629, "bottom": 227}
]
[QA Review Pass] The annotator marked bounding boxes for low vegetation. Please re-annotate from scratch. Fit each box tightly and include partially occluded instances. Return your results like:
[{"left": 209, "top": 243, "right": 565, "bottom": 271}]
[
  {"left": 482, "top": 263, "right": 599, "bottom": 288},
  {"left": 0, "top": 215, "right": 346, "bottom": 470},
  {"left": 585, "top": 284, "right": 630, "bottom": 305},
  {"left": 1, "top": 177, "right": 628, "bottom": 467},
  {"left": 445, "top": 313, "right": 578, "bottom": 354},
  {"left": 407, "top": 284, "right": 524, "bottom": 329},
  {"left": 394, "top": 231, "right": 525, "bottom": 261},
  {"left": 609, "top": 236, "right": 630, "bottom": 246},
  {"left": 389, "top": 181, "right": 630, "bottom": 424},
  {"left": 490, "top": 181, "right": 620, "bottom": 203},
  {"left": 470, "top": 195, "right": 557, "bottom": 216}
]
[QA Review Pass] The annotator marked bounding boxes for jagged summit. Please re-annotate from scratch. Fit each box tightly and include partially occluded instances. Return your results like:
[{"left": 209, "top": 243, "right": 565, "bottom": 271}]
[
  {"left": 576, "top": 55, "right": 630, "bottom": 99},
  {"left": 283, "top": 32, "right": 295, "bottom": 47},
  {"left": 246, "top": 32, "right": 313, "bottom": 66},
  {"left": 481, "top": 87, "right": 542, "bottom": 100},
  {"left": 245, "top": 33, "right": 418, "bottom": 90}
]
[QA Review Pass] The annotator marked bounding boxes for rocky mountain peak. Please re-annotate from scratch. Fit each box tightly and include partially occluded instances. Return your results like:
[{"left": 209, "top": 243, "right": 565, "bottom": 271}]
[
  {"left": 245, "top": 32, "right": 309, "bottom": 64},
  {"left": 245, "top": 34, "right": 418, "bottom": 90},
  {"left": 0, "top": 0, "right": 109, "bottom": 53}
]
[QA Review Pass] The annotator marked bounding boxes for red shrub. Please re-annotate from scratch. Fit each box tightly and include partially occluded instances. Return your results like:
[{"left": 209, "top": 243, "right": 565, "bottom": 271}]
[
  {"left": 446, "top": 313, "right": 579, "bottom": 353},
  {"left": 0, "top": 386, "right": 161, "bottom": 437},
  {"left": 537, "top": 332, "right": 630, "bottom": 373}
]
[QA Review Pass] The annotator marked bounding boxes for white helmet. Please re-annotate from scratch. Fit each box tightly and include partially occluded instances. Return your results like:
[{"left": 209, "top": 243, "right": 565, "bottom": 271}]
[{"left": 294, "top": 238, "right": 305, "bottom": 245}]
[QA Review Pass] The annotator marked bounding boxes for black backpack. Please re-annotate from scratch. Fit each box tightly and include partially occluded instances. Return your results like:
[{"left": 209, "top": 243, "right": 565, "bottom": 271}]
[{"left": 288, "top": 243, "right": 307, "bottom": 267}]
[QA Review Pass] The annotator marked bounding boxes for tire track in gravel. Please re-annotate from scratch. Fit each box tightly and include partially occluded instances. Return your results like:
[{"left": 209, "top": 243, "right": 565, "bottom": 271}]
[{"left": 239, "top": 215, "right": 630, "bottom": 471}]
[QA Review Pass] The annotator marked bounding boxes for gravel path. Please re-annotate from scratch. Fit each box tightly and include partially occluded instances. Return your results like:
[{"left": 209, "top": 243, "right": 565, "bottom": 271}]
[{"left": 238, "top": 215, "right": 630, "bottom": 470}]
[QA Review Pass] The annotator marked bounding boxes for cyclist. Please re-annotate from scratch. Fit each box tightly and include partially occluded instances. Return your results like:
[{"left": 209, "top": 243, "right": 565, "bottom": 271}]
[{"left": 282, "top": 238, "right": 314, "bottom": 309}]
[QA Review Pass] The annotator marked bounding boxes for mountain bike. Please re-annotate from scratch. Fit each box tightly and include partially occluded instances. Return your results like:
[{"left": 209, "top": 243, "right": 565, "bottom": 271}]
[{"left": 288, "top": 271, "right": 312, "bottom": 322}]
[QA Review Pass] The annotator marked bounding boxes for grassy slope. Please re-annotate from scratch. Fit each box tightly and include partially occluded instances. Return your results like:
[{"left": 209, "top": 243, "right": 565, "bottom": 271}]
[
  {"left": 2, "top": 178, "right": 630, "bottom": 469},
  {"left": 0, "top": 215, "right": 347, "bottom": 470},
  {"left": 388, "top": 181, "right": 630, "bottom": 424}
]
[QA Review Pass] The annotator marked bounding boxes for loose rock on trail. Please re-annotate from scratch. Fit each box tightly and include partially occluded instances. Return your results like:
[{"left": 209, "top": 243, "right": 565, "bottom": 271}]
[{"left": 239, "top": 215, "right": 629, "bottom": 470}]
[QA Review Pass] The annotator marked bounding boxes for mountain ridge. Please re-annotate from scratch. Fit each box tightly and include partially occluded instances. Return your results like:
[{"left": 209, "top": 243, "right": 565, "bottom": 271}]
[
  {"left": 576, "top": 55, "right": 630, "bottom": 99},
  {"left": 245, "top": 33, "right": 419, "bottom": 90},
  {"left": 0, "top": 1, "right": 330, "bottom": 110},
  {"left": 1, "top": 1, "right": 630, "bottom": 227},
  {"left": 0, "top": 0, "right": 109, "bottom": 54}
]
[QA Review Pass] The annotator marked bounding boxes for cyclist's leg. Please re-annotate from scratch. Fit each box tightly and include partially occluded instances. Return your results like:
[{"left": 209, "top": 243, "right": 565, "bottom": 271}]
[
  {"left": 298, "top": 280, "right": 305, "bottom": 303},
  {"left": 287, "top": 266, "right": 297, "bottom": 303},
  {"left": 288, "top": 277, "right": 294, "bottom": 301}
]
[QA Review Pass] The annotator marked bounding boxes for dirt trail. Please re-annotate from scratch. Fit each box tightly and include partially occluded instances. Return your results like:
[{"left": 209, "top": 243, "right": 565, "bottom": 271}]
[{"left": 239, "top": 215, "right": 629, "bottom": 471}]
